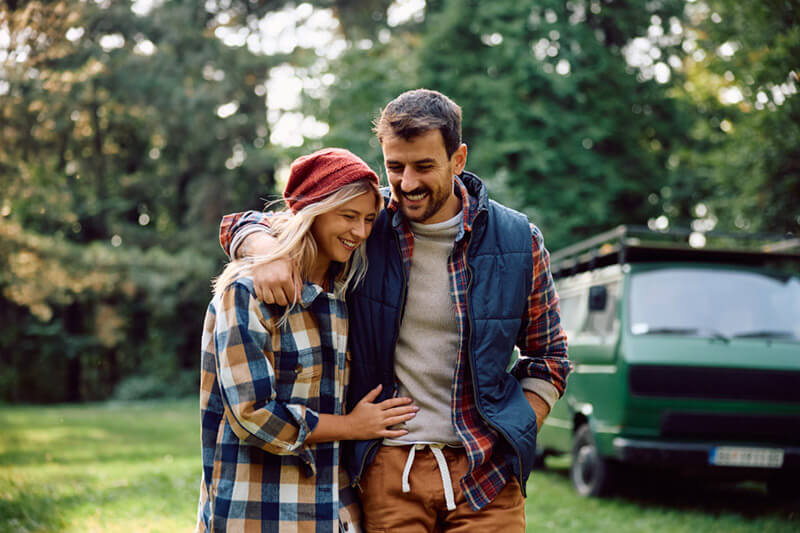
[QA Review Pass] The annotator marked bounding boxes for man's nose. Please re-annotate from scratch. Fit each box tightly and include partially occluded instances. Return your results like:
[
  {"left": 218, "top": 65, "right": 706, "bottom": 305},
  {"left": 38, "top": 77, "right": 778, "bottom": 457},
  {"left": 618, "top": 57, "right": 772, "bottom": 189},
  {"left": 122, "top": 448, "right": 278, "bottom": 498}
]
[{"left": 399, "top": 169, "right": 420, "bottom": 191}]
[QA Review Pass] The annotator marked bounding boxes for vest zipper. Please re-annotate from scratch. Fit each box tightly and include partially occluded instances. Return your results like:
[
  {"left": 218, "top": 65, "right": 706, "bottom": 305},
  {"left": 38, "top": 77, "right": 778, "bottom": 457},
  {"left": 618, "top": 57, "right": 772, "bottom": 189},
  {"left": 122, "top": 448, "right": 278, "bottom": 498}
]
[
  {"left": 352, "top": 228, "right": 409, "bottom": 487},
  {"left": 463, "top": 229, "right": 527, "bottom": 496}
]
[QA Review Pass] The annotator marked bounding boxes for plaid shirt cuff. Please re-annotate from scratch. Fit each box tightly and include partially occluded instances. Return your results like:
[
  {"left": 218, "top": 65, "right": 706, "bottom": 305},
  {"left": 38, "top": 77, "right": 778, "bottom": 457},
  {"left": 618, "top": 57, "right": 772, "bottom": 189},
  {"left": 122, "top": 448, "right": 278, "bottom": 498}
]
[
  {"left": 230, "top": 225, "right": 272, "bottom": 259},
  {"left": 285, "top": 405, "right": 320, "bottom": 451}
]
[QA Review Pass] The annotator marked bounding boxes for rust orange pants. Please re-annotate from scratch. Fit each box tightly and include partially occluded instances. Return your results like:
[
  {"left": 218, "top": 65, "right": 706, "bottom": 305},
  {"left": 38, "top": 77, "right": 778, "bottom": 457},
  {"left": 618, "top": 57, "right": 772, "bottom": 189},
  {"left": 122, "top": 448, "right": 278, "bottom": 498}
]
[{"left": 358, "top": 445, "right": 526, "bottom": 532}]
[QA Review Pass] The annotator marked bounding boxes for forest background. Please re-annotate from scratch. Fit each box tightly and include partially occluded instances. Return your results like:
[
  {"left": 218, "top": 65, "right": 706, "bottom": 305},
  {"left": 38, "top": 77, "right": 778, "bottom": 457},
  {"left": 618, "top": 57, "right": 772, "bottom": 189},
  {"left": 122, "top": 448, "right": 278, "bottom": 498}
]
[{"left": 1, "top": 0, "right": 798, "bottom": 404}]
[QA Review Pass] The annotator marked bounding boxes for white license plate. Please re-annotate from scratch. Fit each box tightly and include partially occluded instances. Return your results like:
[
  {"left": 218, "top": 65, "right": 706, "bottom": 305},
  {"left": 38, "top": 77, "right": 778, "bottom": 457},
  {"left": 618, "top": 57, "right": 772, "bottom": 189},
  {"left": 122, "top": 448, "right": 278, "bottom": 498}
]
[{"left": 709, "top": 446, "right": 784, "bottom": 468}]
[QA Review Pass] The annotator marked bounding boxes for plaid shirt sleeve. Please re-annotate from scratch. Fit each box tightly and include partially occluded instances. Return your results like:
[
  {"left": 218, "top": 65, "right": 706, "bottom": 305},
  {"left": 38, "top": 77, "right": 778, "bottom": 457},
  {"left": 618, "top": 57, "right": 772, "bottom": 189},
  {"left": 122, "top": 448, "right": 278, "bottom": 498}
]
[
  {"left": 512, "top": 223, "right": 571, "bottom": 397},
  {"left": 219, "top": 211, "right": 272, "bottom": 258},
  {"left": 214, "top": 280, "right": 320, "bottom": 455}
]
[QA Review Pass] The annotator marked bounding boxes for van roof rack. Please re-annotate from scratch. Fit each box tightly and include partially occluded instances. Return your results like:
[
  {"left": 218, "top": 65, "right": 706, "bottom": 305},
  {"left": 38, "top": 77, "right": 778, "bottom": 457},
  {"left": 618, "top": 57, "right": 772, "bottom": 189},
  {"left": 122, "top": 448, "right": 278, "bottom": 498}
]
[{"left": 550, "top": 225, "right": 800, "bottom": 279}]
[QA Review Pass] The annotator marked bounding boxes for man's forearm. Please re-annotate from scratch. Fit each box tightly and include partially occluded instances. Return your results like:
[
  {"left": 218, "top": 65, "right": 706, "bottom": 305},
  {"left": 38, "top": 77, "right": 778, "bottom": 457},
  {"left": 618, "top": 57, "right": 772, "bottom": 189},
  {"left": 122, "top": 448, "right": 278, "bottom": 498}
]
[
  {"left": 231, "top": 226, "right": 272, "bottom": 259},
  {"left": 219, "top": 210, "right": 273, "bottom": 258},
  {"left": 524, "top": 390, "right": 551, "bottom": 431},
  {"left": 231, "top": 231, "right": 298, "bottom": 306}
]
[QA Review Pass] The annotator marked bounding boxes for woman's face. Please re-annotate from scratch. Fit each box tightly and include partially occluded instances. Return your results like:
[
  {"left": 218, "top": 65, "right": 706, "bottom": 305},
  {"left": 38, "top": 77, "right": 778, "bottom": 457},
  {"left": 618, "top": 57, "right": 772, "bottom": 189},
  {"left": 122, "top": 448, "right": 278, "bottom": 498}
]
[{"left": 311, "top": 191, "right": 378, "bottom": 266}]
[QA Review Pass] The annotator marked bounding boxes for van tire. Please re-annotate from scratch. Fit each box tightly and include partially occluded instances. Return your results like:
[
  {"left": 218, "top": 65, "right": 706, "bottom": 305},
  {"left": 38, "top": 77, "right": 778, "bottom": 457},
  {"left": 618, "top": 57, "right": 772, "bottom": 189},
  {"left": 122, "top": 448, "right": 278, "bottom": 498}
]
[{"left": 570, "top": 424, "right": 617, "bottom": 497}]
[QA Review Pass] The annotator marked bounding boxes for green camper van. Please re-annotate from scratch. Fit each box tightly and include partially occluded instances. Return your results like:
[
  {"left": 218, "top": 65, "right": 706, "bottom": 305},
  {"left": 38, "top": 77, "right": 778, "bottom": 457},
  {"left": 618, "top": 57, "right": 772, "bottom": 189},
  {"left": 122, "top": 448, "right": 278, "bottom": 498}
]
[{"left": 536, "top": 226, "right": 800, "bottom": 497}]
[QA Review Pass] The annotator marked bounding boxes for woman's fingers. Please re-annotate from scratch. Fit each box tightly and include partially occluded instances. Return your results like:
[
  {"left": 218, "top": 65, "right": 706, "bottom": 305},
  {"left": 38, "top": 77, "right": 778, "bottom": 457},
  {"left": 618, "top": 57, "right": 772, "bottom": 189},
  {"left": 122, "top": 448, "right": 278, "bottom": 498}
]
[
  {"left": 380, "top": 405, "right": 418, "bottom": 428},
  {"left": 383, "top": 412, "right": 417, "bottom": 427},
  {"left": 381, "top": 429, "right": 410, "bottom": 438},
  {"left": 376, "top": 396, "right": 413, "bottom": 409},
  {"left": 382, "top": 405, "right": 418, "bottom": 417}
]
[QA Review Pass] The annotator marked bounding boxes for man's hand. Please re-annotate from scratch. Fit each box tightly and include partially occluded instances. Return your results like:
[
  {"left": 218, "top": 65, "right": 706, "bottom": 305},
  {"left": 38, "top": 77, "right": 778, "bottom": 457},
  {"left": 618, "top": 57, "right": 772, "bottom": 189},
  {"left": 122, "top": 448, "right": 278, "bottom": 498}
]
[
  {"left": 238, "top": 232, "right": 301, "bottom": 305},
  {"left": 345, "top": 385, "right": 418, "bottom": 440},
  {"left": 524, "top": 390, "right": 551, "bottom": 431}
]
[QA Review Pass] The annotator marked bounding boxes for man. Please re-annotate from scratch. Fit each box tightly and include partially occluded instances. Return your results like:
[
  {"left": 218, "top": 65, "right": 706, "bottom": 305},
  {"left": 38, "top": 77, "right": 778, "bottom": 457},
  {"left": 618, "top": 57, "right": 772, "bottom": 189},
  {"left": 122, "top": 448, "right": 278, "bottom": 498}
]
[{"left": 219, "top": 89, "right": 570, "bottom": 531}]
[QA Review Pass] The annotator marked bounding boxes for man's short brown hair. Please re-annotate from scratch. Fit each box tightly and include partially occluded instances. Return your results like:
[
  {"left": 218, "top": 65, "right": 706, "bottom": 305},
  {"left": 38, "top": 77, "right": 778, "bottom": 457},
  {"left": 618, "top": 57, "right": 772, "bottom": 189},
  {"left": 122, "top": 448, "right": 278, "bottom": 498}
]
[{"left": 373, "top": 89, "right": 463, "bottom": 157}]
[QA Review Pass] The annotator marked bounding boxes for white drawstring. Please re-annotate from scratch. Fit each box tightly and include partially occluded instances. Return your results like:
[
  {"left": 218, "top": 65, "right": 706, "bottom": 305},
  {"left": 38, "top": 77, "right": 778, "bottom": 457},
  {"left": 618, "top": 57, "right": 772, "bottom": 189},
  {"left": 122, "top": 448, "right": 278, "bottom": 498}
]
[
  {"left": 400, "top": 444, "right": 456, "bottom": 511},
  {"left": 401, "top": 444, "right": 418, "bottom": 494}
]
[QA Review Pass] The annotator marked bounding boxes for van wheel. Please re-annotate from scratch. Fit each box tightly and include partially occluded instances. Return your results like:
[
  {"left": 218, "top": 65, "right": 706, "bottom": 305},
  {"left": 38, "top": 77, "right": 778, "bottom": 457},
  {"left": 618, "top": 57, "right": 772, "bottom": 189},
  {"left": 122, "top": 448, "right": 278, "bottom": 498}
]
[{"left": 570, "top": 425, "right": 617, "bottom": 497}]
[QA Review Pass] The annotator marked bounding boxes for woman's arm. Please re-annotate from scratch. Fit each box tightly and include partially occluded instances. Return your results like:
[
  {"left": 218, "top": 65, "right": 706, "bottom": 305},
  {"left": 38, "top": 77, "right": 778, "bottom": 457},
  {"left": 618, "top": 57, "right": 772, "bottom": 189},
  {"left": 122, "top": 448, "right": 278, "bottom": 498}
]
[
  {"left": 214, "top": 281, "right": 318, "bottom": 455},
  {"left": 215, "top": 281, "right": 417, "bottom": 452},
  {"left": 306, "top": 384, "right": 417, "bottom": 444}
]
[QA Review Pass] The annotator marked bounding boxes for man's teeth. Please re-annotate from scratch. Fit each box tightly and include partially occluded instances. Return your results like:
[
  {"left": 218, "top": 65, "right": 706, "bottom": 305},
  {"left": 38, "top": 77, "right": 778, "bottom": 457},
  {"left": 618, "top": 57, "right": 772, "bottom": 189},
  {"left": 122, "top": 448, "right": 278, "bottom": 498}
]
[{"left": 405, "top": 192, "right": 426, "bottom": 201}]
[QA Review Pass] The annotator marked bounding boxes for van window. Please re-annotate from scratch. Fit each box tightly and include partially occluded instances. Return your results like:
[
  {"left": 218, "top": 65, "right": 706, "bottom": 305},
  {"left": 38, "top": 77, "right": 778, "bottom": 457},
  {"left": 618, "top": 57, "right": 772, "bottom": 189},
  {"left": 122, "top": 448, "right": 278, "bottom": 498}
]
[
  {"left": 560, "top": 282, "right": 620, "bottom": 344},
  {"left": 585, "top": 282, "right": 620, "bottom": 341},
  {"left": 629, "top": 268, "right": 800, "bottom": 341},
  {"left": 559, "top": 293, "right": 586, "bottom": 334}
]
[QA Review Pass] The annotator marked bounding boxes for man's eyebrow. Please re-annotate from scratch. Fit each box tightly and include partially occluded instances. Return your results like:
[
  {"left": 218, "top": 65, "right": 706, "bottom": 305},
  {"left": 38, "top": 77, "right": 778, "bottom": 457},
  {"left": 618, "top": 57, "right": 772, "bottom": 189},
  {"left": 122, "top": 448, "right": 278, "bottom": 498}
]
[{"left": 386, "top": 157, "right": 437, "bottom": 165}]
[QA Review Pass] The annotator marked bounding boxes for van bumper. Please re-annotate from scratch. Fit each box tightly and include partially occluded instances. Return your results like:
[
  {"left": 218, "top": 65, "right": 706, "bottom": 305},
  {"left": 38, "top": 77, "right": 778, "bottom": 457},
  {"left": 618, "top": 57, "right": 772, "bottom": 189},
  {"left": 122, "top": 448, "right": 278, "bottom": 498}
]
[{"left": 612, "top": 438, "right": 800, "bottom": 470}]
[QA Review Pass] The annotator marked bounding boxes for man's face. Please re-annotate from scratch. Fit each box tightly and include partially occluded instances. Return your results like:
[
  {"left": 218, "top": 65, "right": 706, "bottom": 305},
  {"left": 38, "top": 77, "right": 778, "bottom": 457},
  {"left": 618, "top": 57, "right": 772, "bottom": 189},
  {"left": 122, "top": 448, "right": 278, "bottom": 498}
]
[{"left": 381, "top": 129, "right": 466, "bottom": 225}]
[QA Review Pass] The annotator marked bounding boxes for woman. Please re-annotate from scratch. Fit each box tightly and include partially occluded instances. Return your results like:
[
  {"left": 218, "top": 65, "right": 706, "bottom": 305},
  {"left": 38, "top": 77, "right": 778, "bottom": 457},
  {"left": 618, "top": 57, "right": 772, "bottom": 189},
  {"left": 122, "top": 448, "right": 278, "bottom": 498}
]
[{"left": 197, "top": 148, "right": 417, "bottom": 532}]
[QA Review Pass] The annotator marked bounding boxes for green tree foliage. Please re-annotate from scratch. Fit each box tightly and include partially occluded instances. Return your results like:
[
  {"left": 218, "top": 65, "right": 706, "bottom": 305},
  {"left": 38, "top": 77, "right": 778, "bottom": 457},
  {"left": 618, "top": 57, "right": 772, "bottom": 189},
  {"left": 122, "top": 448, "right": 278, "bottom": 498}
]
[
  {"left": 1, "top": 0, "right": 408, "bottom": 402},
  {"left": 1, "top": 0, "right": 287, "bottom": 401},
  {"left": 415, "top": 0, "right": 691, "bottom": 247},
  {"left": 2, "top": 1, "right": 797, "bottom": 403},
  {"left": 315, "top": 0, "right": 797, "bottom": 245},
  {"left": 303, "top": 32, "right": 421, "bottom": 175},
  {"left": 2, "top": 0, "right": 281, "bottom": 246},
  {"left": 316, "top": 0, "right": 691, "bottom": 248},
  {"left": 673, "top": 0, "right": 799, "bottom": 235}
]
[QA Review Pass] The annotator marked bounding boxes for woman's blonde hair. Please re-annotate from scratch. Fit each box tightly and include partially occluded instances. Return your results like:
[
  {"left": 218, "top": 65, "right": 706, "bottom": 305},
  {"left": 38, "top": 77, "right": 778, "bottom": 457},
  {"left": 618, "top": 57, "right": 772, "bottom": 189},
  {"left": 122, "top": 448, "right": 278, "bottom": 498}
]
[{"left": 213, "top": 179, "right": 382, "bottom": 320}]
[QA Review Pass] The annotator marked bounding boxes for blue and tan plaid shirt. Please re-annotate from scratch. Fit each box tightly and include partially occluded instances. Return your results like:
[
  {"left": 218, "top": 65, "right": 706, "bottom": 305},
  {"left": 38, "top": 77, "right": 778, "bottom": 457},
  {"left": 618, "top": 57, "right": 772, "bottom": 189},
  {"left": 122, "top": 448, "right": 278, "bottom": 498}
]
[
  {"left": 219, "top": 177, "right": 570, "bottom": 510},
  {"left": 197, "top": 276, "right": 360, "bottom": 532}
]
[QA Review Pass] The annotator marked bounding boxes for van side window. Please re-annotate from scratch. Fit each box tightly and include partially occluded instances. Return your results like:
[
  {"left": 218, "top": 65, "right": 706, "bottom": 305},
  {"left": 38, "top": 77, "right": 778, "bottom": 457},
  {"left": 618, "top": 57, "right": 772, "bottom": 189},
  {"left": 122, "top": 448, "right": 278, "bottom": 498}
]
[
  {"left": 559, "top": 293, "right": 587, "bottom": 336},
  {"left": 582, "top": 281, "right": 620, "bottom": 344}
]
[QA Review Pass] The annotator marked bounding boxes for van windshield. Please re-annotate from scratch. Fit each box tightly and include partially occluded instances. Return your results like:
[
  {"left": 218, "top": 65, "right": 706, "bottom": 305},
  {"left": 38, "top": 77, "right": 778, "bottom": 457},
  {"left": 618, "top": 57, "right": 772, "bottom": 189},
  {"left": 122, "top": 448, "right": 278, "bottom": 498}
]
[{"left": 629, "top": 267, "right": 800, "bottom": 342}]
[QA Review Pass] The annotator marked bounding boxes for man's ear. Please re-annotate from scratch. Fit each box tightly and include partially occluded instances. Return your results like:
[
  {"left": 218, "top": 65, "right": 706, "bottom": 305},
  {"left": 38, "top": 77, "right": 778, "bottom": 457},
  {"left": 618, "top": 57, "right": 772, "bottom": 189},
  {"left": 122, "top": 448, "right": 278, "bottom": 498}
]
[{"left": 451, "top": 143, "right": 468, "bottom": 175}]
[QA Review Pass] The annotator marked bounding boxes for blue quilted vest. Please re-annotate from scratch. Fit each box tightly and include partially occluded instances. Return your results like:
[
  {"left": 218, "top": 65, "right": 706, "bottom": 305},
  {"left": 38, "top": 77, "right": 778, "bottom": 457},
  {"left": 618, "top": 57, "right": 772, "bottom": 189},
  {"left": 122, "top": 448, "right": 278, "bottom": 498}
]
[{"left": 344, "top": 172, "right": 536, "bottom": 490}]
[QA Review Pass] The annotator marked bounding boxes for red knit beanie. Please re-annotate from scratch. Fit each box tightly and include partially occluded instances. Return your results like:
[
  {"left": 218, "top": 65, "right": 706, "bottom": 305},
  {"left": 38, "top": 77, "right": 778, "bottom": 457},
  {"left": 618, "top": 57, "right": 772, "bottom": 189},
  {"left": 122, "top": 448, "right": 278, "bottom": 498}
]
[{"left": 283, "top": 148, "right": 379, "bottom": 213}]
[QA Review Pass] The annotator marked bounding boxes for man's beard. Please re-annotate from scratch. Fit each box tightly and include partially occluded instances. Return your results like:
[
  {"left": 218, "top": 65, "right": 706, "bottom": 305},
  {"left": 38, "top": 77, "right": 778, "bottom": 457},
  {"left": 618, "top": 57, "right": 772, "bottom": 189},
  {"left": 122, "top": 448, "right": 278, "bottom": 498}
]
[{"left": 396, "top": 185, "right": 451, "bottom": 223}]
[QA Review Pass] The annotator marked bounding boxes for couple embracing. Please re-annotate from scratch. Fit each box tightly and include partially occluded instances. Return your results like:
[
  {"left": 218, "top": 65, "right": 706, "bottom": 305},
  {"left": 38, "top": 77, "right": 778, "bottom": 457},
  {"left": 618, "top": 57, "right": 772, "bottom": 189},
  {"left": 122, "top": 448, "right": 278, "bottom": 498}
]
[{"left": 197, "top": 89, "right": 571, "bottom": 533}]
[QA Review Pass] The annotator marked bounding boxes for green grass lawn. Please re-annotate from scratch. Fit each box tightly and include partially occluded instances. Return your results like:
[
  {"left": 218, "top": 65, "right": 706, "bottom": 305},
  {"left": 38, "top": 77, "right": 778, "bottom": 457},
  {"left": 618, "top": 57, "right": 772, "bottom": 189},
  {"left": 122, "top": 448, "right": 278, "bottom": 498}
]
[
  {"left": 527, "top": 455, "right": 799, "bottom": 533},
  {"left": 0, "top": 400, "right": 798, "bottom": 532},
  {"left": 0, "top": 400, "right": 199, "bottom": 533}
]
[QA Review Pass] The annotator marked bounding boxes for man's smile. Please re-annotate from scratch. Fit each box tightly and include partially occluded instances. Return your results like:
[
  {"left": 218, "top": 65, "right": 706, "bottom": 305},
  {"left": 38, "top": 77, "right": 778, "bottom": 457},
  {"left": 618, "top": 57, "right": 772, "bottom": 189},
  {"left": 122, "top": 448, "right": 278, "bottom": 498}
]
[{"left": 402, "top": 189, "right": 429, "bottom": 202}]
